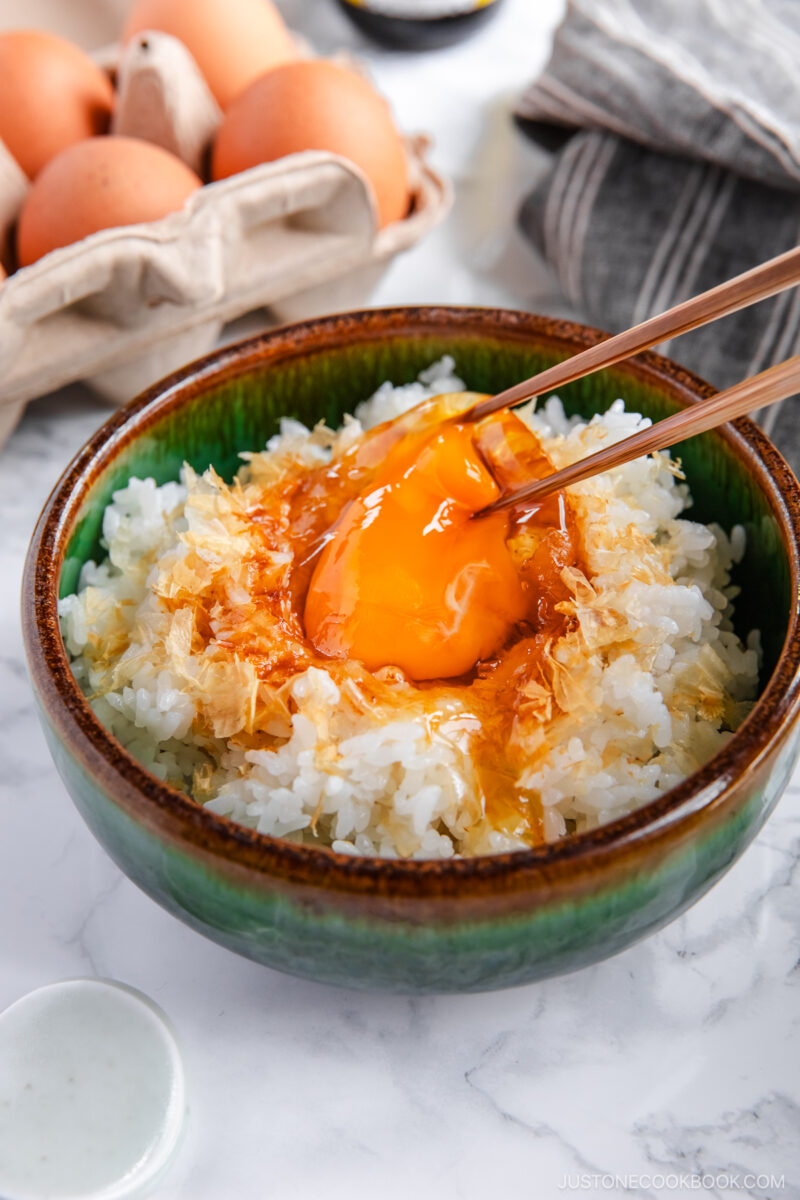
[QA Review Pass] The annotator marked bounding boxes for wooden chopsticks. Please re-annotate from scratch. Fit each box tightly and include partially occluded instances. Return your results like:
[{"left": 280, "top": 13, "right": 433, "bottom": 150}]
[
  {"left": 466, "top": 244, "right": 800, "bottom": 425},
  {"left": 477, "top": 353, "right": 800, "bottom": 516},
  {"left": 462, "top": 244, "right": 800, "bottom": 516}
]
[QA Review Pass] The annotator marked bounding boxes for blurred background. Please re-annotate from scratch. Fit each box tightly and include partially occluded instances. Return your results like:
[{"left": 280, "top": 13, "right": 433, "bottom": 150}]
[{"left": 0, "top": 0, "right": 572, "bottom": 444}]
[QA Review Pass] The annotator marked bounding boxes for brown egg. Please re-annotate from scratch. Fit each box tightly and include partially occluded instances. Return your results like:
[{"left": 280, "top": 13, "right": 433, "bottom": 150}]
[
  {"left": 17, "top": 137, "right": 202, "bottom": 266},
  {"left": 0, "top": 31, "right": 114, "bottom": 179},
  {"left": 212, "top": 60, "right": 410, "bottom": 229},
  {"left": 123, "top": 0, "right": 296, "bottom": 109}
]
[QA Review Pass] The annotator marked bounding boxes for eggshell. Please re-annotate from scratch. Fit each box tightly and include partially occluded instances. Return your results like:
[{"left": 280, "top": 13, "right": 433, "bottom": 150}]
[
  {"left": 17, "top": 137, "right": 202, "bottom": 266},
  {"left": 123, "top": 0, "right": 296, "bottom": 109},
  {"left": 0, "top": 31, "right": 114, "bottom": 179},
  {"left": 212, "top": 60, "right": 410, "bottom": 229}
]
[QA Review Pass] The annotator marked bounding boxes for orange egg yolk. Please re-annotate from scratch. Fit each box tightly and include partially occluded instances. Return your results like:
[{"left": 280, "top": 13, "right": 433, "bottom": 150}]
[{"left": 304, "top": 422, "right": 528, "bottom": 680}]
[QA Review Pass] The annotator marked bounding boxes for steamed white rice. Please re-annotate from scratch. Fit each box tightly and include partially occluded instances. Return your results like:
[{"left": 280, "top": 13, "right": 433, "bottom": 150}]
[{"left": 59, "top": 359, "right": 760, "bottom": 858}]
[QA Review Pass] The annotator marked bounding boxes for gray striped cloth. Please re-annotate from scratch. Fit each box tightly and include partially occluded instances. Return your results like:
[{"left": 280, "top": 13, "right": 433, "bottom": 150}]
[{"left": 516, "top": 0, "right": 800, "bottom": 468}]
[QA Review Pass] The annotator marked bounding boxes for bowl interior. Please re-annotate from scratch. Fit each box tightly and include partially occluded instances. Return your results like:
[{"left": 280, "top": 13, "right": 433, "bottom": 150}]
[{"left": 59, "top": 316, "right": 791, "bottom": 689}]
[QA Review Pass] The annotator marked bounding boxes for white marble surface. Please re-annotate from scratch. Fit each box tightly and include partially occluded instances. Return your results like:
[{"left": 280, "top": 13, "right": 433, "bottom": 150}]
[{"left": 1, "top": 2, "right": 800, "bottom": 1197}]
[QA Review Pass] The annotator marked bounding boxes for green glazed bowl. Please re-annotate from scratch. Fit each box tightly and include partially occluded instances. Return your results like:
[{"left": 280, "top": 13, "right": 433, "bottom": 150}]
[{"left": 22, "top": 307, "right": 800, "bottom": 993}]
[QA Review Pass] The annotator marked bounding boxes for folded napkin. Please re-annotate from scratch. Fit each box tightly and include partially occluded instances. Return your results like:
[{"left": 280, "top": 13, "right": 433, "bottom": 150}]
[{"left": 516, "top": 0, "right": 800, "bottom": 468}]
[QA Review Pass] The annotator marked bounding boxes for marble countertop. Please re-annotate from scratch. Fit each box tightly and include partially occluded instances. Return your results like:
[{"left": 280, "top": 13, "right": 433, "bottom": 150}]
[{"left": 1, "top": 2, "right": 799, "bottom": 1197}]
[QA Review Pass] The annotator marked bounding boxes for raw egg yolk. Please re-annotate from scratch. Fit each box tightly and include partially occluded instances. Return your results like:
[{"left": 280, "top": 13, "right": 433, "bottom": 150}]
[{"left": 303, "top": 423, "right": 527, "bottom": 680}]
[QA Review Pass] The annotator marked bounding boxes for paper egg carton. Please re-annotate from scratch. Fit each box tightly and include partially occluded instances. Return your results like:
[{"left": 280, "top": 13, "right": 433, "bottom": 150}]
[{"left": 0, "top": 31, "right": 451, "bottom": 445}]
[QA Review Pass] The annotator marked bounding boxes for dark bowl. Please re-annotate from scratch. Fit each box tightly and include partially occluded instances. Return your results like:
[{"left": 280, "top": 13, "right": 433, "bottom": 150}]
[{"left": 22, "top": 307, "right": 800, "bottom": 993}]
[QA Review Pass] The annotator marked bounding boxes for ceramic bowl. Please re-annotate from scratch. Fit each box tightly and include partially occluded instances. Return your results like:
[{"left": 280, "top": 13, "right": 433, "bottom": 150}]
[{"left": 22, "top": 307, "right": 800, "bottom": 993}]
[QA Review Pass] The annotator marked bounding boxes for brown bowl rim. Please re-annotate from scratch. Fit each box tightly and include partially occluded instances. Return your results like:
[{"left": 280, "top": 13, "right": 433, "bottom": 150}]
[{"left": 22, "top": 305, "right": 800, "bottom": 898}]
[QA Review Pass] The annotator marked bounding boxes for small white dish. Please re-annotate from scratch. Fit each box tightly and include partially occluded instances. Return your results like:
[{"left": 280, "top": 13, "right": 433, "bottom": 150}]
[{"left": 0, "top": 978, "right": 186, "bottom": 1200}]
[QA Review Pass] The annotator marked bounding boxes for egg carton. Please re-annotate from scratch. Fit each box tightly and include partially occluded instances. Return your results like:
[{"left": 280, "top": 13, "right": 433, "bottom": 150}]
[{"left": 0, "top": 31, "right": 451, "bottom": 445}]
